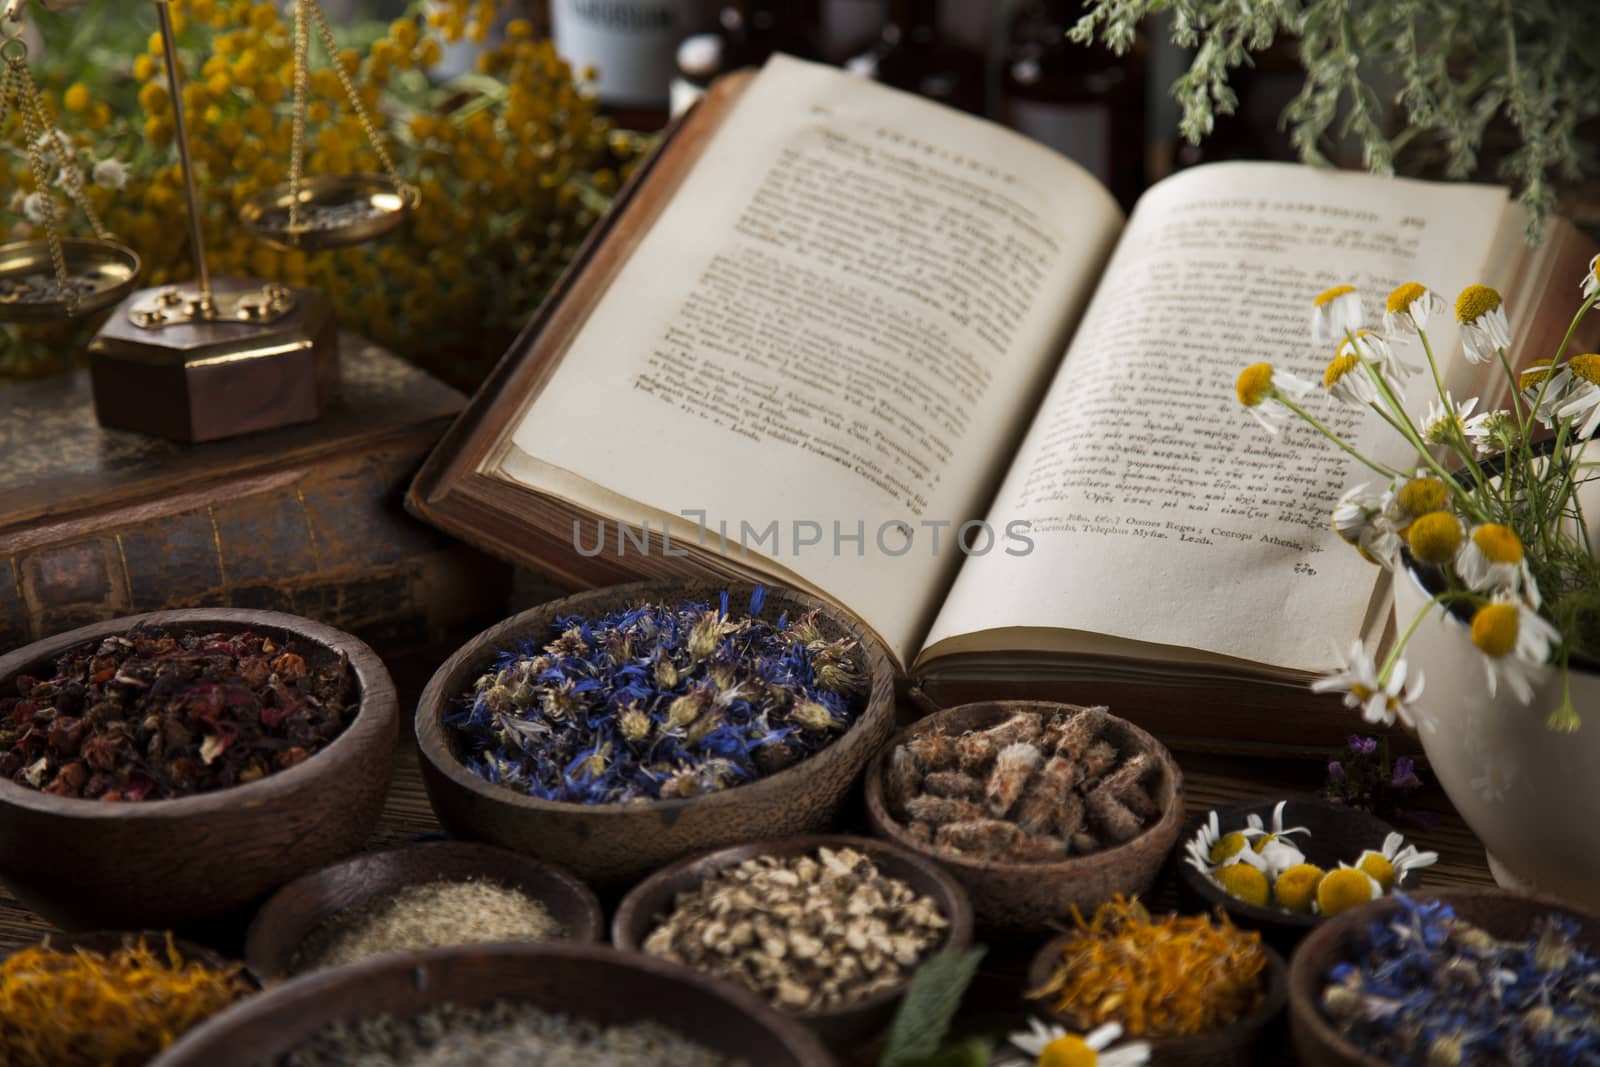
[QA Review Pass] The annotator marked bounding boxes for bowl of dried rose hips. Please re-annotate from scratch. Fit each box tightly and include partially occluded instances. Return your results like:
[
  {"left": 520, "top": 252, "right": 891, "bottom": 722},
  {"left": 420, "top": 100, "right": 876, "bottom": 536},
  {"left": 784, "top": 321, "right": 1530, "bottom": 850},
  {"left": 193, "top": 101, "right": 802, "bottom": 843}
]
[
  {"left": 0, "top": 608, "right": 397, "bottom": 932},
  {"left": 864, "top": 700, "right": 1184, "bottom": 932}
]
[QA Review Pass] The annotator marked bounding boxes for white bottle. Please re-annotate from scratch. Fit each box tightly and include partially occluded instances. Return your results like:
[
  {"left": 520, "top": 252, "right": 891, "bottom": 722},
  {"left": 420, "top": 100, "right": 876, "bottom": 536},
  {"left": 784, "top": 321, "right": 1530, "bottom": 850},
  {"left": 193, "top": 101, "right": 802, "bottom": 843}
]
[{"left": 551, "top": 0, "right": 693, "bottom": 110}]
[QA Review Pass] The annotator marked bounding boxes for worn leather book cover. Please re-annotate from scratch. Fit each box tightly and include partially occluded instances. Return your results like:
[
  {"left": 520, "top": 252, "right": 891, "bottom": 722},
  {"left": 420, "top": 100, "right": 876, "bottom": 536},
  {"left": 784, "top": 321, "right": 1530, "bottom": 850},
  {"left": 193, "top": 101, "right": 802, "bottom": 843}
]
[{"left": 0, "top": 337, "right": 508, "bottom": 658}]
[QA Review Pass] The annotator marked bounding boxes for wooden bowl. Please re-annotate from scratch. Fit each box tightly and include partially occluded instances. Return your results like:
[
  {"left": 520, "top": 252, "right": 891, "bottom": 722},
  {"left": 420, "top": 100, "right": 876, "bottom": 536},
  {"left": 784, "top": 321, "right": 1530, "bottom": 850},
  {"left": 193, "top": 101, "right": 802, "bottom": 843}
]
[
  {"left": 149, "top": 942, "right": 836, "bottom": 1067},
  {"left": 1176, "top": 798, "right": 1426, "bottom": 955},
  {"left": 612, "top": 833, "right": 974, "bottom": 1050},
  {"left": 0, "top": 609, "right": 397, "bottom": 932},
  {"left": 245, "top": 840, "right": 605, "bottom": 980},
  {"left": 415, "top": 580, "right": 896, "bottom": 886},
  {"left": 1026, "top": 929, "right": 1288, "bottom": 1067},
  {"left": 864, "top": 701, "right": 1184, "bottom": 932},
  {"left": 1288, "top": 888, "right": 1600, "bottom": 1067}
]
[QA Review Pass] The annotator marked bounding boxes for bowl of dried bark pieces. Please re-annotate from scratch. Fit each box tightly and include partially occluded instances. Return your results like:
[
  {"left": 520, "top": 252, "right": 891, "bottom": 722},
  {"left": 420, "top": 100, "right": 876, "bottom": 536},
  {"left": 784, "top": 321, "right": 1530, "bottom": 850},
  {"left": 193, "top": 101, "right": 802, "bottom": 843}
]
[
  {"left": 864, "top": 701, "right": 1184, "bottom": 932},
  {"left": 612, "top": 833, "right": 973, "bottom": 1050}
]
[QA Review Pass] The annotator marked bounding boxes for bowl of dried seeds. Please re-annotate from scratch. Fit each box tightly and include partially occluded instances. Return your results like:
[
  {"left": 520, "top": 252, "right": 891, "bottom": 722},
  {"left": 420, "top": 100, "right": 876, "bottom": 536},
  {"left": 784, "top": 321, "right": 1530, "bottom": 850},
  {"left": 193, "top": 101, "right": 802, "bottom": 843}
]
[
  {"left": 245, "top": 840, "right": 605, "bottom": 980},
  {"left": 415, "top": 581, "right": 896, "bottom": 886},
  {"left": 0, "top": 609, "right": 397, "bottom": 933},
  {"left": 863, "top": 700, "right": 1184, "bottom": 931},
  {"left": 612, "top": 834, "right": 974, "bottom": 1050},
  {"left": 148, "top": 941, "right": 834, "bottom": 1067},
  {"left": 1288, "top": 888, "right": 1600, "bottom": 1067}
]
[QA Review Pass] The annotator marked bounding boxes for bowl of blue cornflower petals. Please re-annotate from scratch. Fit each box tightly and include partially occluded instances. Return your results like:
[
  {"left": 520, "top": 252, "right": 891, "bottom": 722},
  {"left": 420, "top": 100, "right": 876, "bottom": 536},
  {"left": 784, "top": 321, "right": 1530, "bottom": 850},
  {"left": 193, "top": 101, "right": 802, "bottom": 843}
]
[
  {"left": 1288, "top": 888, "right": 1600, "bottom": 1067},
  {"left": 416, "top": 581, "right": 896, "bottom": 885}
]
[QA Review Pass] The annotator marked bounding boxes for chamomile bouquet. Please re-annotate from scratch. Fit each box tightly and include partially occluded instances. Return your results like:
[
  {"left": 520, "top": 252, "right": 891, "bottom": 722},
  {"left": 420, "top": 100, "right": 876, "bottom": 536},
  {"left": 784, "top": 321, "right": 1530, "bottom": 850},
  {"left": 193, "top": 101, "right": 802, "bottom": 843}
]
[{"left": 1235, "top": 262, "right": 1600, "bottom": 731}]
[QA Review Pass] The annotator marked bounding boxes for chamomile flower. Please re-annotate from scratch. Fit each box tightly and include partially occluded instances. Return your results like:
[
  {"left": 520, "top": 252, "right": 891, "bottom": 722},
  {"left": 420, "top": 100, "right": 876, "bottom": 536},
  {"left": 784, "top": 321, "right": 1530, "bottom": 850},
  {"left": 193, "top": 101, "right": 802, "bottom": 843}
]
[
  {"left": 1354, "top": 832, "right": 1438, "bottom": 892},
  {"left": 1310, "top": 641, "right": 1425, "bottom": 729},
  {"left": 1323, "top": 343, "right": 1380, "bottom": 407},
  {"left": 1583, "top": 254, "right": 1599, "bottom": 302},
  {"left": 92, "top": 158, "right": 128, "bottom": 190},
  {"left": 1383, "top": 473, "right": 1452, "bottom": 534},
  {"left": 1462, "top": 408, "right": 1517, "bottom": 457},
  {"left": 1184, "top": 809, "right": 1262, "bottom": 873},
  {"left": 1554, "top": 353, "right": 1600, "bottom": 441},
  {"left": 21, "top": 192, "right": 51, "bottom": 225},
  {"left": 1422, "top": 394, "right": 1478, "bottom": 447},
  {"left": 1273, "top": 863, "right": 1325, "bottom": 915},
  {"left": 1213, "top": 854, "right": 1272, "bottom": 906},
  {"left": 1518, "top": 359, "right": 1572, "bottom": 428},
  {"left": 1247, "top": 800, "right": 1311, "bottom": 877},
  {"left": 1332, "top": 484, "right": 1400, "bottom": 566},
  {"left": 1469, "top": 597, "right": 1560, "bottom": 703},
  {"left": 1003, "top": 1019, "right": 1151, "bottom": 1067},
  {"left": 1456, "top": 284, "right": 1510, "bottom": 364},
  {"left": 1457, "top": 523, "right": 1539, "bottom": 607},
  {"left": 1407, "top": 511, "right": 1465, "bottom": 566},
  {"left": 1316, "top": 864, "right": 1383, "bottom": 916},
  {"left": 1235, "top": 362, "right": 1314, "bottom": 434},
  {"left": 1384, "top": 281, "right": 1446, "bottom": 336},
  {"left": 1312, "top": 285, "right": 1363, "bottom": 344}
]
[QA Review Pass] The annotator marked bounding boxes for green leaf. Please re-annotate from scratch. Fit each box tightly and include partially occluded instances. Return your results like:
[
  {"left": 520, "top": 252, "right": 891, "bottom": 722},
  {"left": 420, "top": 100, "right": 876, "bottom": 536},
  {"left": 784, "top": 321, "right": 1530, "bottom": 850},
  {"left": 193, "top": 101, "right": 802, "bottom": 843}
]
[{"left": 879, "top": 946, "right": 987, "bottom": 1067}]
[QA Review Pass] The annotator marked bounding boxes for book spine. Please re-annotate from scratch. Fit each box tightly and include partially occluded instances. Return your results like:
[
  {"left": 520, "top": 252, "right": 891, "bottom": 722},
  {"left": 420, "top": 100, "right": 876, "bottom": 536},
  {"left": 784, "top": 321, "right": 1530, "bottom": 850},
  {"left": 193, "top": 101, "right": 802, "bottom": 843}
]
[{"left": 0, "top": 433, "right": 508, "bottom": 656}]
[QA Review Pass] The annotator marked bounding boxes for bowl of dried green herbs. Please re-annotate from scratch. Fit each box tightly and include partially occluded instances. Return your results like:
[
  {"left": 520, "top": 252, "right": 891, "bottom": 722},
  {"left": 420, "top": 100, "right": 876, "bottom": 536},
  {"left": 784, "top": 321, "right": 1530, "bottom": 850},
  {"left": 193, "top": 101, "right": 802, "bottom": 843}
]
[
  {"left": 613, "top": 834, "right": 973, "bottom": 1050},
  {"left": 147, "top": 941, "right": 834, "bottom": 1067},
  {"left": 245, "top": 840, "right": 605, "bottom": 981},
  {"left": 0, "top": 609, "right": 397, "bottom": 933},
  {"left": 1289, "top": 888, "right": 1600, "bottom": 1067},
  {"left": 864, "top": 700, "right": 1184, "bottom": 932},
  {"left": 415, "top": 581, "right": 896, "bottom": 886}
]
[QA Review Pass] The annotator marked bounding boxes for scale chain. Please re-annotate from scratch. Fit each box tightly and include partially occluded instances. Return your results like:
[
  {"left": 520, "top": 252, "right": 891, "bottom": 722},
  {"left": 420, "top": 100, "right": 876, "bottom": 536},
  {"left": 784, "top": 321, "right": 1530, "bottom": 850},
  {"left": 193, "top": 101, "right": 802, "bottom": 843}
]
[
  {"left": 17, "top": 59, "right": 107, "bottom": 241},
  {"left": 288, "top": 0, "right": 309, "bottom": 236},
  {"left": 10, "top": 54, "right": 73, "bottom": 313},
  {"left": 306, "top": 0, "right": 414, "bottom": 200}
]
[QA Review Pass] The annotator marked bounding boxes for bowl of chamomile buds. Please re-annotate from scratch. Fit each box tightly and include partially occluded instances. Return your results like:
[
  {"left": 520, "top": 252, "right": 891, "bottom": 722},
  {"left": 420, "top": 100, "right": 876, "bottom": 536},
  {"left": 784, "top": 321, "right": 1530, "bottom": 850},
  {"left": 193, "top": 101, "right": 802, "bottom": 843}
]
[{"left": 1177, "top": 797, "right": 1437, "bottom": 953}]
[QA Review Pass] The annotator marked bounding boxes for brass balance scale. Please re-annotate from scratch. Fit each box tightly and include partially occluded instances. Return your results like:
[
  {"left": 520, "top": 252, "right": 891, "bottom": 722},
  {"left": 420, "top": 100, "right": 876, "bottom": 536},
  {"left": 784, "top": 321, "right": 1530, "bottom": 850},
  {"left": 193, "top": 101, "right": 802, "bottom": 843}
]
[{"left": 0, "top": 0, "right": 417, "bottom": 442}]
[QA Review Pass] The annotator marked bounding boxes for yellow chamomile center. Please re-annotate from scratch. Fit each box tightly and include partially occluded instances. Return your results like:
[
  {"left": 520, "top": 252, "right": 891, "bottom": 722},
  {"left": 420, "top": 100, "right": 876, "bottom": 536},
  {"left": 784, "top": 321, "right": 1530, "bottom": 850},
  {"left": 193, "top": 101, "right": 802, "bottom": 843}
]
[
  {"left": 1039, "top": 1035, "right": 1099, "bottom": 1067},
  {"left": 1455, "top": 284, "right": 1502, "bottom": 324},
  {"left": 1571, "top": 354, "right": 1600, "bottom": 386},
  {"left": 1357, "top": 851, "right": 1398, "bottom": 891},
  {"left": 1471, "top": 602, "right": 1519, "bottom": 658},
  {"left": 1210, "top": 831, "right": 1250, "bottom": 863},
  {"left": 1314, "top": 284, "right": 1356, "bottom": 307},
  {"left": 1274, "top": 863, "right": 1325, "bottom": 915},
  {"left": 1317, "top": 869, "right": 1378, "bottom": 916},
  {"left": 1215, "top": 862, "right": 1270, "bottom": 907},
  {"left": 1519, "top": 359, "right": 1555, "bottom": 393},
  {"left": 1408, "top": 511, "right": 1463, "bottom": 565},
  {"left": 1472, "top": 524, "right": 1523, "bottom": 565},
  {"left": 1236, "top": 363, "right": 1274, "bottom": 407},
  {"left": 1324, "top": 352, "right": 1362, "bottom": 389},
  {"left": 1253, "top": 833, "right": 1278, "bottom": 853},
  {"left": 1395, "top": 477, "right": 1449, "bottom": 518},
  {"left": 1386, "top": 282, "right": 1426, "bottom": 314}
]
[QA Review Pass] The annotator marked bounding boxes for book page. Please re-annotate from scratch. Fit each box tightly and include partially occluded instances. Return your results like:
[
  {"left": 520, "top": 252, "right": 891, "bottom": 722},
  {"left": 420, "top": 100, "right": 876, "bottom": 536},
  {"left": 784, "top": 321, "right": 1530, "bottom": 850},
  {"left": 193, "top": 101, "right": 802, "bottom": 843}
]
[
  {"left": 499, "top": 55, "right": 1124, "bottom": 665},
  {"left": 921, "top": 162, "right": 1510, "bottom": 673}
]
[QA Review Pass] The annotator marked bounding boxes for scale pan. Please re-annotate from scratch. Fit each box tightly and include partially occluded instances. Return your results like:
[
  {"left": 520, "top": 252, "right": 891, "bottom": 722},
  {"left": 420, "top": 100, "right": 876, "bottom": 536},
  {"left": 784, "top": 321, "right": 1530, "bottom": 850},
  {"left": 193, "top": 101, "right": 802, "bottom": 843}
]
[
  {"left": 240, "top": 173, "right": 417, "bottom": 252},
  {"left": 0, "top": 238, "right": 141, "bottom": 323}
]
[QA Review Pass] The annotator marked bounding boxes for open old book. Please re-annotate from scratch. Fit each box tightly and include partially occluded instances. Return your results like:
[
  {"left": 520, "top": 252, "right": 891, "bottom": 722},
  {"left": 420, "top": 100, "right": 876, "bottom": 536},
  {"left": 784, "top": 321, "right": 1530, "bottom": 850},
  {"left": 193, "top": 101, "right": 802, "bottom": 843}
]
[{"left": 410, "top": 55, "right": 1596, "bottom": 753}]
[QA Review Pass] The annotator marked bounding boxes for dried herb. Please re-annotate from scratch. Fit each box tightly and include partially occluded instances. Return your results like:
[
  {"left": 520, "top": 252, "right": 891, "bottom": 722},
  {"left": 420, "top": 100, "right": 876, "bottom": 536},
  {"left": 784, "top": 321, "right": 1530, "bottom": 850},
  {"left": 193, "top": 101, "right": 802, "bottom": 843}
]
[
  {"left": 447, "top": 588, "right": 866, "bottom": 804},
  {"left": 1028, "top": 896, "right": 1268, "bottom": 1038},
  {"left": 641, "top": 846, "right": 948, "bottom": 1012},
  {"left": 293, "top": 879, "right": 563, "bottom": 974},
  {"left": 885, "top": 707, "right": 1160, "bottom": 862},
  {"left": 1324, "top": 896, "right": 1600, "bottom": 1065},
  {"left": 280, "top": 1000, "right": 744, "bottom": 1067},
  {"left": 0, "top": 626, "right": 355, "bottom": 800},
  {"left": 0, "top": 934, "right": 254, "bottom": 1067}
]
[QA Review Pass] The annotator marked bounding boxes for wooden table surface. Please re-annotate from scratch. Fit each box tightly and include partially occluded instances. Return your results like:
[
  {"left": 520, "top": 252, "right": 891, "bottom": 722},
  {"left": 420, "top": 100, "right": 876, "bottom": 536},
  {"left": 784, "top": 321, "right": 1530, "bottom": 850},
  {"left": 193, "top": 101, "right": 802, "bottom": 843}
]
[{"left": 0, "top": 739, "right": 1498, "bottom": 1062}]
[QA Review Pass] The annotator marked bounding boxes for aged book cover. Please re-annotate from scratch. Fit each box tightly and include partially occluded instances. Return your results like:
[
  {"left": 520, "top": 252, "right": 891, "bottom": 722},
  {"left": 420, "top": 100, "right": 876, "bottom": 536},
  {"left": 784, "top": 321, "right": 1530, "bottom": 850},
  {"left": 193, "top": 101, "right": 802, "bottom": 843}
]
[
  {"left": 410, "top": 57, "right": 1596, "bottom": 754},
  {"left": 0, "top": 337, "right": 508, "bottom": 660}
]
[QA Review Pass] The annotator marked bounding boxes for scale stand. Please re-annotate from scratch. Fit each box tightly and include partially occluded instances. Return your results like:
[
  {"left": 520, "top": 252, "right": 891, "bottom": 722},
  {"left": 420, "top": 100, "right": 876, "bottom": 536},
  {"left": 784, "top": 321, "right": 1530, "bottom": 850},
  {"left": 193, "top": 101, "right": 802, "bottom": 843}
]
[{"left": 86, "top": 0, "right": 339, "bottom": 443}]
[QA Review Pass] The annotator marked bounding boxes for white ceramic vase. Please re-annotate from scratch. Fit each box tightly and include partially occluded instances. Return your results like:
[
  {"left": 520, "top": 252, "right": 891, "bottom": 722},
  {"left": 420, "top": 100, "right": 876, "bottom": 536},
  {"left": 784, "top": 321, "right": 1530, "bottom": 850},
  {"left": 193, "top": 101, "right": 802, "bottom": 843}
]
[{"left": 1395, "top": 558, "right": 1600, "bottom": 910}]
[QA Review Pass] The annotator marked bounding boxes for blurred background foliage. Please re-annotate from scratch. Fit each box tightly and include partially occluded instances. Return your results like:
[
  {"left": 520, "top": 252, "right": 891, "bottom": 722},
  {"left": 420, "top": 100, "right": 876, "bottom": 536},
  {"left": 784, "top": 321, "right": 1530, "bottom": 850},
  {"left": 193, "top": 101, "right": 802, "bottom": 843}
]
[{"left": 0, "top": 0, "right": 650, "bottom": 390}]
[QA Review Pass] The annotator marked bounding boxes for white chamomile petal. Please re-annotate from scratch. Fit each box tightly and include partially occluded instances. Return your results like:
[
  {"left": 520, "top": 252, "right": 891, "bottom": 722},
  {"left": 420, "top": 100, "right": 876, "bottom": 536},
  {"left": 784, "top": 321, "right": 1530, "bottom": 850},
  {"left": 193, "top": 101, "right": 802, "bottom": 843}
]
[{"left": 1311, "top": 285, "right": 1363, "bottom": 344}]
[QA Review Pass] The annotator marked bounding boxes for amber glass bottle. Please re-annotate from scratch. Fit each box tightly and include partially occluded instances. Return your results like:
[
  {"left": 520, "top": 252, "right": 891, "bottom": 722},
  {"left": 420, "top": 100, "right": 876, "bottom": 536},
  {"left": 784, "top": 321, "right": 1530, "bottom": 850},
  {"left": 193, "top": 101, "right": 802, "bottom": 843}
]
[
  {"left": 999, "top": 0, "right": 1146, "bottom": 208},
  {"left": 846, "top": 0, "right": 984, "bottom": 116}
]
